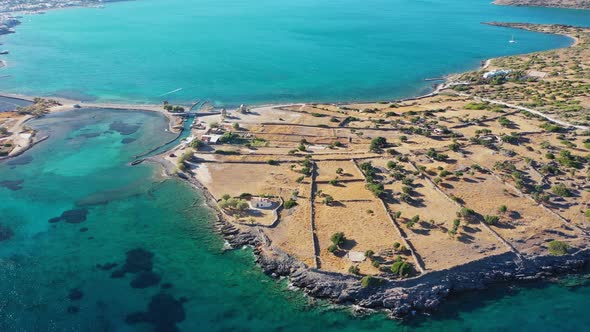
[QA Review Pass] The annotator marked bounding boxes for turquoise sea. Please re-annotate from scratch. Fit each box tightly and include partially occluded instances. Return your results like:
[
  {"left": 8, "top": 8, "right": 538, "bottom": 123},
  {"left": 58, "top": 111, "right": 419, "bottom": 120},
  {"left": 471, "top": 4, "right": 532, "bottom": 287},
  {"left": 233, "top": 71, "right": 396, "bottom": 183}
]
[
  {"left": 1, "top": 0, "right": 590, "bottom": 105},
  {"left": 2, "top": 1, "right": 590, "bottom": 331}
]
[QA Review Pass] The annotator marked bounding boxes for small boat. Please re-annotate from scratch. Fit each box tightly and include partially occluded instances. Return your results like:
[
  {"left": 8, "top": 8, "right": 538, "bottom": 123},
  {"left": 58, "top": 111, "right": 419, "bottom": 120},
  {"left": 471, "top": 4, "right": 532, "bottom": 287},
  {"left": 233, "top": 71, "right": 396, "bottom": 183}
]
[
  {"left": 0, "top": 50, "right": 9, "bottom": 55},
  {"left": 509, "top": 35, "right": 517, "bottom": 44}
]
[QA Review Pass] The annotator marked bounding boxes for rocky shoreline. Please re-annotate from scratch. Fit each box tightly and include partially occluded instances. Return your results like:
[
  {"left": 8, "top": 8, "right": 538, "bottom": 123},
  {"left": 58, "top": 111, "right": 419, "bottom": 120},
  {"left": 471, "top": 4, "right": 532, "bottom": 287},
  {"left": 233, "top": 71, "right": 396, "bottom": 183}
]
[
  {"left": 157, "top": 158, "right": 590, "bottom": 318},
  {"left": 1, "top": 7, "right": 588, "bottom": 318},
  {"left": 494, "top": 0, "right": 590, "bottom": 10},
  {"left": 227, "top": 208, "right": 589, "bottom": 318}
]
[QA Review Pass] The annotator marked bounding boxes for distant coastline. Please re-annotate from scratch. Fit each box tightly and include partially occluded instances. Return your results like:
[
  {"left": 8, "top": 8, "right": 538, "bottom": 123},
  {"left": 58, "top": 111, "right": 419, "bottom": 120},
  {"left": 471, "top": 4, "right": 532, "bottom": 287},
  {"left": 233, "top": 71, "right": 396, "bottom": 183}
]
[{"left": 494, "top": 0, "right": 590, "bottom": 10}]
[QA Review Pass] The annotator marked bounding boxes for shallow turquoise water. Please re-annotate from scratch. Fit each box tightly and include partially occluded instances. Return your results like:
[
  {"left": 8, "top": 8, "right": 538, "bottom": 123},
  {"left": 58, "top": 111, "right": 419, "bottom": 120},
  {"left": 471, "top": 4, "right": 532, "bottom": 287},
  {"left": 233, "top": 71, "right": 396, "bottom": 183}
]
[
  {"left": 2, "top": 0, "right": 590, "bottom": 331},
  {"left": 1, "top": 109, "right": 590, "bottom": 331},
  {"left": 1, "top": 0, "right": 590, "bottom": 105}
]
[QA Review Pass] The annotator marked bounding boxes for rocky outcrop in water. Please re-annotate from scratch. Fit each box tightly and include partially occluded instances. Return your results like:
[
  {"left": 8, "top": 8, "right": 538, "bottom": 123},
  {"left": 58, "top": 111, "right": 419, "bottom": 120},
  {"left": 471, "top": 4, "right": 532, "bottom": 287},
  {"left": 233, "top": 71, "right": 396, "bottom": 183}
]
[
  {"left": 48, "top": 208, "right": 89, "bottom": 224},
  {"left": 126, "top": 293, "right": 186, "bottom": 332},
  {"left": 130, "top": 271, "right": 162, "bottom": 289},
  {"left": 0, "top": 179, "right": 24, "bottom": 191},
  {"left": 109, "top": 121, "right": 140, "bottom": 135},
  {"left": 0, "top": 16, "right": 19, "bottom": 36},
  {"left": 111, "top": 248, "right": 154, "bottom": 278},
  {"left": 0, "top": 224, "right": 14, "bottom": 242},
  {"left": 68, "top": 288, "right": 84, "bottom": 301}
]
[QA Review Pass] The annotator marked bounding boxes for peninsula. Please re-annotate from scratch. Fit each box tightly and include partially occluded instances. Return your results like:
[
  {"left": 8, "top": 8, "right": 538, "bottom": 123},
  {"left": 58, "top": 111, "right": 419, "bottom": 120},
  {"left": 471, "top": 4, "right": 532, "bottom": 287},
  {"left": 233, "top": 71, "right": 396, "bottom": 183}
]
[
  {"left": 1, "top": 22, "right": 590, "bottom": 319},
  {"left": 155, "top": 22, "right": 590, "bottom": 317}
]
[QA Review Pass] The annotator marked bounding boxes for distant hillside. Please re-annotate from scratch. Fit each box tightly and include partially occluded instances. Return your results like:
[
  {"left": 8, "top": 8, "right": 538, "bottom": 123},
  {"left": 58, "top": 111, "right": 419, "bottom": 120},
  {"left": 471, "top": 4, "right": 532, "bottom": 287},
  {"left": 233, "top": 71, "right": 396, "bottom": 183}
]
[{"left": 494, "top": 0, "right": 590, "bottom": 9}]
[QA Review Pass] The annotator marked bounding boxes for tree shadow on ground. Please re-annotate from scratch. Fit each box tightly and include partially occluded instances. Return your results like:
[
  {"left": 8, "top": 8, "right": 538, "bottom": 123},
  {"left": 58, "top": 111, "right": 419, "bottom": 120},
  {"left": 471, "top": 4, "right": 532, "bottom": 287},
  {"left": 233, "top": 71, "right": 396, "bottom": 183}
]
[
  {"left": 457, "top": 233, "right": 475, "bottom": 243},
  {"left": 340, "top": 239, "right": 358, "bottom": 251}
]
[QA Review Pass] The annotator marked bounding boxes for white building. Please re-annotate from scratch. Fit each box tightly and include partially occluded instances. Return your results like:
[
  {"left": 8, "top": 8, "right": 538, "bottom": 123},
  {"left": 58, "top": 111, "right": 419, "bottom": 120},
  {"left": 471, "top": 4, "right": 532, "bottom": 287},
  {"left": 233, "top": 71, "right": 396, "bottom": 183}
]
[
  {"left": 250, "top": 197, "right": 273, "bottom": 209},
  {"left": 201, "top": 134, "right": 221, "bottom": 144},
  {"left": 483, "top": 69, "right": 513, "bottom": 79}
]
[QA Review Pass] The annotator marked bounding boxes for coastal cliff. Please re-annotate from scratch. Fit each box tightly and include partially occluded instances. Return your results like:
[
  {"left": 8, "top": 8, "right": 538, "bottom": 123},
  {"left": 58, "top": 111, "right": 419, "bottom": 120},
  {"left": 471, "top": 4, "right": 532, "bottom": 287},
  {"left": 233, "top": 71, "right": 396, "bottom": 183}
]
[
  {"left": 494, "top": 0, "right": 590, "bottom": 9},
  {"left": 214, "top": 203, "right": 590, "bottom": 318}
]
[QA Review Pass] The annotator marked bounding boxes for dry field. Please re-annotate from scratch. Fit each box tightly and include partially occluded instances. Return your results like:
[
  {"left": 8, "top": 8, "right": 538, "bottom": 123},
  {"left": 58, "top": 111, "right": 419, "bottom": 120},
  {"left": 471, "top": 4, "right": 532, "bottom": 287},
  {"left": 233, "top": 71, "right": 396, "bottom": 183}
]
[{"left": 170, "top": 23, "right": 590, "bottom": 281}]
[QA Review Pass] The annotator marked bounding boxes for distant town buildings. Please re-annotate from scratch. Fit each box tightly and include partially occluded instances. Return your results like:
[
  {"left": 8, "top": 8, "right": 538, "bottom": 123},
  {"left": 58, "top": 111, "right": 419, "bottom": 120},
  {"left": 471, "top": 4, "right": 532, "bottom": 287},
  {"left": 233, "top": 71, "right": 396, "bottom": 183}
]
[
  {"left": 0, "top": 1, "right": 106, "bottom": 14},
  {"left": 1, "top": 1, "right": 116, "bottom": 36}
]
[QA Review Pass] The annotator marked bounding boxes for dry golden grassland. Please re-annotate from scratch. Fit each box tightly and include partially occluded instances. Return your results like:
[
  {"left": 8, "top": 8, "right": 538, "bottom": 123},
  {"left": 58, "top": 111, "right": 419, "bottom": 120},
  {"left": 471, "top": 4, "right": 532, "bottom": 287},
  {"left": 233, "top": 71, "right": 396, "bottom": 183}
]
[{"left": 175, "top": 24, "right": 590, "bottom": 279}]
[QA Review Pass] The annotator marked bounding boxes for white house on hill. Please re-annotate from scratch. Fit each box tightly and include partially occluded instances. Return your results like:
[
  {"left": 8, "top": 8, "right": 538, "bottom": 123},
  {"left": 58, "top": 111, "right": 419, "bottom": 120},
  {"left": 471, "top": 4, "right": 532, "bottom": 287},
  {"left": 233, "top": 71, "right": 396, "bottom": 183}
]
[{"left": 250, "top": 197, "right": 273, "bottom": 209}]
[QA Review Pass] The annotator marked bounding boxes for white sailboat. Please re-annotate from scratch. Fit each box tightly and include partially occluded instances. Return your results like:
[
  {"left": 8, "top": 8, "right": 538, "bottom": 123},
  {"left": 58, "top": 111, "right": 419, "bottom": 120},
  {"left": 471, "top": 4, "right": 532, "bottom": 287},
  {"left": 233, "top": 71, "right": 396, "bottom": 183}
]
[{"left": 509, "top": 35, "right": 517, "bottom": 44}]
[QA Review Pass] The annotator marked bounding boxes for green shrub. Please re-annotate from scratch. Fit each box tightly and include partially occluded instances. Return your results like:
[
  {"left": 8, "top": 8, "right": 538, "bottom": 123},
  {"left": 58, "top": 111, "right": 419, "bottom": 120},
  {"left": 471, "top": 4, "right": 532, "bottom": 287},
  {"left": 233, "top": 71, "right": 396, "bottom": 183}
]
[
  {"left": 360, "top": 276, "right": 382, "bottom": 288},
  {"left": 348, "top": 265, "right": 360, "bottom": 275},
  {"left": 330, "top": 232, "right": 345, "bottom": 246},
  {"left": 327, "top": 244, "right": 337, "bottom": 253},
  {"left": 458, "top": 207, "right": 476, "bottom": 221},
  {"left": 399, "top": 193, "right": 411, "bottom": 203},
  {"left": 402, "top": 186, "right": 412, "bottom": 194},
  {"left": 483, "top": 215, "right": 500, "bottom": 225},
  {"left": 427, "top": 148, "right": 449, "bottom": 161},
  {"left": 449, "top": 218, "right": 461, "bottom": 237},
  {"left": 369, "top": 137, "right": 388, "bottom": 152},
  {"left": 366, "top": 183, "right": 384, "bottom": 197},
  {"left": 390, "top": 259, "right": 412, "bottom": 278},
  {"left": 465, "top": 102, "right": 489, "bottom": 110},
  {"left": 215, "top": 149, "right": 240, "bottom": 155},
  {"left": 551, "top": 183, "right": 572, "bottom": 197},
  {"left": 439, "top": 170, "right": 451, "bottom": 177},
  {"left": 548, "top": 240, "right": 569, "bottom": 256},
  {"left": 540, "top": 122, "right": 563, "bottom": 133},
  {"left": 189, "top": 139, "right": 205, "bottom": 150},
  {"left": 284, "top": 199, "right": 297, "bottom": 209},
  {"left": 448, "top": 142, "right": 461, "bottom": 151},
  {"left": 557, "top": 150, "right": 582, "bottom": 168}
]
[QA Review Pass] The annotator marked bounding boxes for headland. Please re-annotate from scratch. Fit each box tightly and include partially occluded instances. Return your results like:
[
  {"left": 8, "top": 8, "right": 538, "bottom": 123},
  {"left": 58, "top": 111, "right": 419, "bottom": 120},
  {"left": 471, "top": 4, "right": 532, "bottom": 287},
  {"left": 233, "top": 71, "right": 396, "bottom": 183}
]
[{"left": 1, "top": 19, "right": 590, "bottom": 318}]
